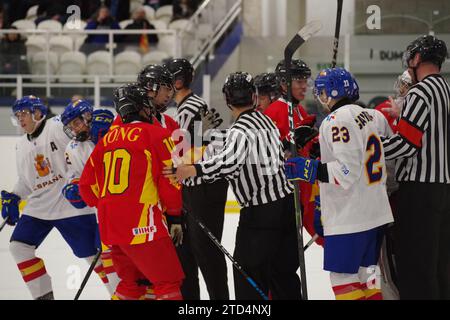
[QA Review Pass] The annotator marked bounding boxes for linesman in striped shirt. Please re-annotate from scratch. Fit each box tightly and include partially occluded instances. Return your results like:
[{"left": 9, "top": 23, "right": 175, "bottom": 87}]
[
  {"left": 167, "top": 72, "right": 302, "bottom": 300},
  {"left": 381, "top": 35, "right": 449, "bottom": 299},
  {"left": 165, "top": 58, "right": 229, "bottom": 300}
]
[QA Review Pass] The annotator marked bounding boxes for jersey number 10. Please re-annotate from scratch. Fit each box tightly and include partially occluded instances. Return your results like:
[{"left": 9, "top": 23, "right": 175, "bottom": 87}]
[{"left": 101, "top": 149, "right": 131, "bottom": 196}]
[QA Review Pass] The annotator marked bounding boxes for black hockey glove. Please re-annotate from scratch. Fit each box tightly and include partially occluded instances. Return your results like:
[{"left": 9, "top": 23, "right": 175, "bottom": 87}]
[
  {"left": 199, "top": 108, "right": 223, "bottom": 134},
  {"left": 294, "top": 125, "right": 319, "bottom": 149}
]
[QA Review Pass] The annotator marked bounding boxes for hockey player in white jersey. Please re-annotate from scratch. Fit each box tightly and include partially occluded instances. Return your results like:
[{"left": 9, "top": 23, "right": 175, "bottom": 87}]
[
  {"left": 0, "top": 96, "right": 106, "bottom": 299},
  {"left": 285, "top": 68, "right": 394, "bottom": 300},
  {"left": 60, "top": 99, "right": 118, "bottom": 296}
]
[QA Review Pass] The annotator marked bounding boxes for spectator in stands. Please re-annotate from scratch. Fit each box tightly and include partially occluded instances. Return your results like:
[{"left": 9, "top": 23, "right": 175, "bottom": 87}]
[
  {"left": 105, "top": 0, "right": 130, "bottom": 23},
  {"left": 121, "top": 7, "right": 158, "bottom": 53},
  {"left": 0, "top": 26, "right": 29, "bottom": 75},
  {"left": 35, "top": 0, "right": 71, "bottom": 25},
  {"left": 80, "top": 5, "right": 121, "bottom": 55},
  {"left": 172, "top": 0, "right": 200, "bottom": 21}
]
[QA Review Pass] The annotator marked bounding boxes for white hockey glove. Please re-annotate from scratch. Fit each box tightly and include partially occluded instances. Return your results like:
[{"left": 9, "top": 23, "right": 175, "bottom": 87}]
[
  {"left": 170, "top": 223, "right": 183, "bottom": 247},
  {"left": 166, "top": 214, "right": 183, "bottom": 247}
]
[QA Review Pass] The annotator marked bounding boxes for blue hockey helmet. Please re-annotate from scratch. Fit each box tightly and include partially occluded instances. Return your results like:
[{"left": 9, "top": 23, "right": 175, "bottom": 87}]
[
  {"left": 61, "top": 100, "right": 94, "bottom": 126},
  {"left": 61, "top": 100, "right": 94, "bottom": 141},
  {"left": 12, "top": 95, "right": 48, "bottom": 117},
  {"left": 314, "top": 67, "right": 359, "bottom": 102}
]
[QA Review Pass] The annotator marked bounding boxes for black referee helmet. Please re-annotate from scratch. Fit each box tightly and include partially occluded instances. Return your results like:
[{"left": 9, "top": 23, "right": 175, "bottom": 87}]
[
  {"left": 222, "top": 72, "right": 256, "bottom": 108},
  {"left": 403, "top": 35, "right": 448, "bottom": 69}
]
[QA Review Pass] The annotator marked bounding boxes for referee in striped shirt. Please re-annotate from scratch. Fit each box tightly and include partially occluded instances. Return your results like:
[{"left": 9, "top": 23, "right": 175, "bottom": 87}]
[
  {"left": 381, "top": 35, "right": 450, "bottom": 299},
  {"left": 165, "top": 58, "right": 229, "bottom": 300},
  {"left": 168, "top": 72, "right": 302, "bottom": 300}
]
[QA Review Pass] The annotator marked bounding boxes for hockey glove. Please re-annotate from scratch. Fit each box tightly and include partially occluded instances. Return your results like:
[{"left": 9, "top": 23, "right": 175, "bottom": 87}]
[
  {"left": 294, "top": 125, "right": 319, "bottom": 149},
  {"left": 166, "top": 214, "right": 183, "bottom": 247},
  {"left": 62, "top": 182, "right": 87, "bottom": 209},
  {"left": 313, "top": 195, "right": 324, "bottom": 237},
  {"left": 1, "top": 190, "right": 20, "bottom": 226},
  {"left": 284, "top": 157, "right": 319, "bottom": 183},
  {"left": 308, "top": 138, "right": 321, "bottom": 159},
  {"left": 90, "top": 109, "right": 114, "bottom": 145}
]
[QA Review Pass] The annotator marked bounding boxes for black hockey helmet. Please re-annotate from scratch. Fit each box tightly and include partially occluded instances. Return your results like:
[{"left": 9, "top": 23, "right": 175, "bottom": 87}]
[
  {"left": 113, "top": 83, "right": 152, "bottom": 122},
  {"left": 137, "top": 64, "right": 174, "bottom": 112},
  {"left": 164, "top": 58, "right": 194, "bottom": 88},
  {"left": 222, "top": 72, "right": 256, "bottom": 107},
  {"left": 403, "top": 35, "right": 448, "bottom": 69},
  {"left": 276, "top": 59, "right": 311, "bottom": 83},
  {"left": 254, "top": 72, "right": 281, "bottom": 98},
  {"left": 138, "top": 64, "right": 174, "bottom": 91}
]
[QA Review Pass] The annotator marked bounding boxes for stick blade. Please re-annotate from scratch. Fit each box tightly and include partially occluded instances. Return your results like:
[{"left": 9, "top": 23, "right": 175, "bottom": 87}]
[{"left": 298, "top": 20, "right": 323, "bottom": 41}]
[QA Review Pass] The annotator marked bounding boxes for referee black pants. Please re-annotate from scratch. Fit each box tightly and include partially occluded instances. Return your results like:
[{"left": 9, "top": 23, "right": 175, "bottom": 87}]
[
  {"left": 394, "top": 182, "right": 450, "bottom": 300},
  {"left": 233, "top": 194, "right": 302, "bottom": 300},
  {"left": 179, "top": 180, "right": 229, "bottom": 300}
]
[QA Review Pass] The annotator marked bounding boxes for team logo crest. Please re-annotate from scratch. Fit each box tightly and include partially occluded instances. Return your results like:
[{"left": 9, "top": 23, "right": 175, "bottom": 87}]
[{"left": 34, "top": 154, "right": 51, "bottom": 177}]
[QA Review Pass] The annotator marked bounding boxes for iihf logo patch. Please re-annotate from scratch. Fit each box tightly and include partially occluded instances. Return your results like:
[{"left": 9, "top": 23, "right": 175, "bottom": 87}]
[{"left": 132, "top": 226, "right": 157, "bottom": 236}]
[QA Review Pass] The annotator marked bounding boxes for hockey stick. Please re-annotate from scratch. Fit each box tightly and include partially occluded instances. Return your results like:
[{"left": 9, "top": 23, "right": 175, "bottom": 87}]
[
  {"left": 0, "top": 219, "right": 7, "bottom": 232},
  {"left": 331, "top": 0, "right": 344, "bottom": 68},
  {"left": 285, "top": 20, "right": 322, "bottom": 301},
  {"left": 74, "top": 249, "right": 101, "bottom": 300},
  {"left": 187, "top": 212, "right": 269, "bottom": 300},
  {"left": 303, "top": 233, "right": 319, "bottom": 251}
]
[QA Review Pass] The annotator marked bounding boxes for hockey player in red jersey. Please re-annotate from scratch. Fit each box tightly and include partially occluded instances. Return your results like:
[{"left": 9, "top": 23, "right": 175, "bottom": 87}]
[
  {"left": 138, "top": 64, "right": 180, "bottom": 132},
  {"left": 264, "top": 59, "right": 316, "bottom": 143},
  {"left": 79, "top": 83, "right": 184, "bottom": 300},
  {"left": 264, "top": 60, "right": 322, "bottom": 246},
  {"left": 108, "top": 64, "right": 180, "bottom": 134},
  {"left": 254, "top": 72, "right": 281, "bottom": 113}
]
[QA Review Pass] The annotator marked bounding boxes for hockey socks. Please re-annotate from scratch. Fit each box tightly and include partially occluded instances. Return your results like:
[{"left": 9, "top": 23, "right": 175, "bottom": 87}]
[
  {"left": 100, "top": 250, "right": 121, "bottom": 294},
  {"left": 358, "top": 266, "right": 383, "bottom": 300},
  {"left": 9, "top": 241, "right": 53, "bottom": 299},
  {"left": 330, "top": 272, "right": 366, "bottom": 300},
  {"left": 85, "top": 254, "right": 118, "bottom": 297}
]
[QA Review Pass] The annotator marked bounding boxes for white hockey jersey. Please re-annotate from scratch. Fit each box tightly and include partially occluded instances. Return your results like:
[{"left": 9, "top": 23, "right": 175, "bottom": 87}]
[
  {"left": 319, "top": 105, "right": 394, "bottom": 236},
  {"left": 65, "top": 139, "right": 94, "bottom": 183},
  {"left": 12, "top": 116, "right": 93, "bottom": 220},
  {"left": 64, "top": 139, "right": 97, "bottom": 212}
]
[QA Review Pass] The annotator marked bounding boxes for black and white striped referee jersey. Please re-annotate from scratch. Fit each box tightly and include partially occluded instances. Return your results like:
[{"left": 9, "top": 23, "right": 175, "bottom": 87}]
[
  {"left": 176, "top": 93, "right": 208, "bottom": 132},
  {"left": 175, "top": 92, "right": 224, "bottom": 186},
  {"left": 382, "top": 74, "right": 450, "bottom": 183},
  {"left": 193, "top": 109, "right": 293, "bottom": 207}
]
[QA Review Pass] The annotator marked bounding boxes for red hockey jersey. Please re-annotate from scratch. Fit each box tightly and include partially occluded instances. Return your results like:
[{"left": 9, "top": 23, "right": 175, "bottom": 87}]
[
  {"left": 79, "top": 121, "right": 182, "bottom": 245},
  {"left": 264, "top": 98, "right": 316, "bottom": 141},
  {"left": 111, "top": 114, "right": 179, "bottom": 133}
]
